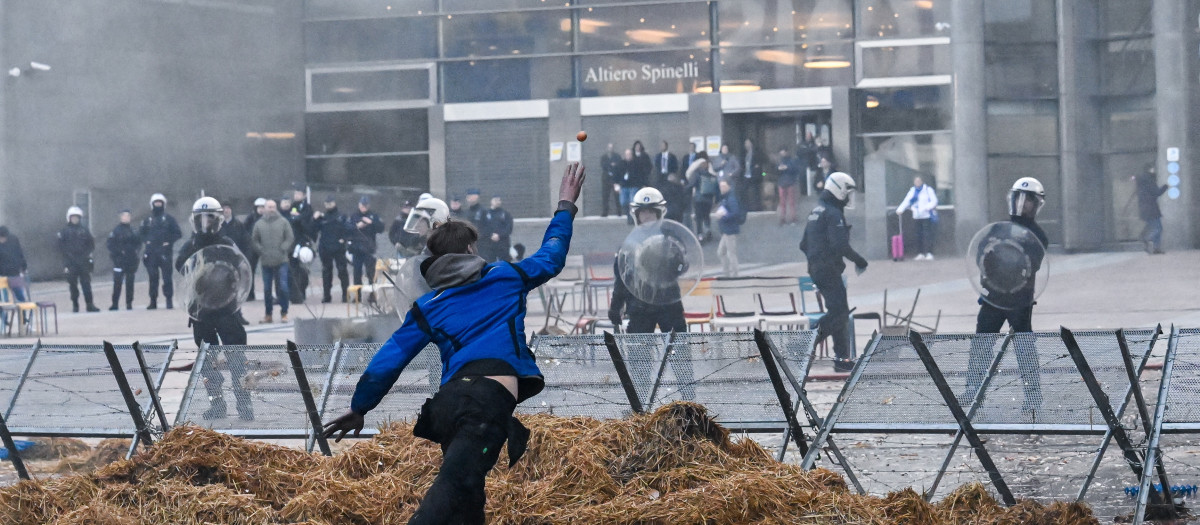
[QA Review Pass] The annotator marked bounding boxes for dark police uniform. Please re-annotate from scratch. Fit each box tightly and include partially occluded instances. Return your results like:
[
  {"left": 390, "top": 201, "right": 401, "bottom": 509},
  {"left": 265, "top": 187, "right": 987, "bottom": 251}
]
[
  {"left": 348, "top": 208, "right": 384, "bottom": 285},
  {"left": 57, "top": 222, "right": 98, "bottom": 311},
  {"left": 315, "top": 207, "right": 351, "bottom": 302},
  {"left": 608, "top": 258, "right": 696, "bottom": 400},
  {"left": 106, "top": 222, "right": 141, "bottom": 309},
  {"left": 799, "top": 191, "right": 868, "bottom": 369},
  {"left": 139, "top": 210, "right": 183, "bottom": 308}
]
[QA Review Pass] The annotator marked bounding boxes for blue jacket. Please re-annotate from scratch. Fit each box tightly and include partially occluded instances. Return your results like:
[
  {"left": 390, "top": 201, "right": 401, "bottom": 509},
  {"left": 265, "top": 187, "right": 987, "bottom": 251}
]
[
  {"left": 717, "top": 191, "right": 742, "bottom": 235},
  {"left": 350, "top": 209, "right": 574, "bottom": 414}
]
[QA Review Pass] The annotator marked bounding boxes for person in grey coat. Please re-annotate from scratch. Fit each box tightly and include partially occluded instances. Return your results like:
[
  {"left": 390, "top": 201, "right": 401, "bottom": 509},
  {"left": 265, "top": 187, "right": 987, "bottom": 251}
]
[{"left": 251, "top": 199, "right": 294, "bottom": 323}]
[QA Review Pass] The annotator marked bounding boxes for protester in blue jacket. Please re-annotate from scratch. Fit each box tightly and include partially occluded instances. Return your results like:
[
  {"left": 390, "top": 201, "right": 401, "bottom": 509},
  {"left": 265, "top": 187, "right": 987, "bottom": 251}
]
[{"left": 323, "top": 163, "right": 586, "bottom": 525}]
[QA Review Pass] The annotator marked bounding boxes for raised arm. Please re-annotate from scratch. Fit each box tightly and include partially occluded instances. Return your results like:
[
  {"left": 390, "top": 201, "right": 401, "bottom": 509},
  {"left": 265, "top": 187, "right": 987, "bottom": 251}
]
[{"left": 515, "top": 163, "right": 585, "bottom": 289}]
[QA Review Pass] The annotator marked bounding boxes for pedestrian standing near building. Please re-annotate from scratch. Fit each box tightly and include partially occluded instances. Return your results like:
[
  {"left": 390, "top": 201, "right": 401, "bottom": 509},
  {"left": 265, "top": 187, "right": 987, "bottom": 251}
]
[
  {"left": 314, "top": 195, "right": 351, "bottom": 303},
  {"left": 714, "top": 179, "right": 744, "bottom": 277},
  {"left": 448, "top": 196, "right": 465, "bottom": 221},
  {"left": 616, "top": 148, "right": 645, "bottom": 223},
  {"left": 630, "top": 140, "right": 653, "bottom": 196},
  {"left": 242, "top": 197, "right": 266, "bottom": 301},
  {"left": 348, "top": 196, "right": 383, "bottom": 285},
  {"left": 800, "top": 172, "right": 868, "bottom": 372},
  {"left": 176, "top": 197, "right": 253, "bottom": 421},
  {"left": 106, "top": 210, "right": 140, "bottom": 310},
  {"left": 479, "top": 195, "right": 514, "bottom": 263},
  {"left": 140, "top": 193, "right": 182, "bottom": 309},
  {"left": 652, "top": 140, "right": 679, "bottom": 190},
  {"left": 1133, "top": 163, "right": 1168, "bottom": 254},
  {"left": 686, "top": 151, "right": 718, "bottom": 242},
  {"left": 600, "top": 143, "right": 623, "bottom": 217},
  {"left": 0, "top": 227, "right": 28, "bottom": 301},
  {"left": 322, "top": 163, "right": 587, "bottom": 525},
  {"left": 776, "top": 147, "right": 802, "bottom": 225},
  {"left": 58, "top": 206, "right": 100, "bottom": 313},
  {"left": 712, "top": 144, "right": 742, "bottom": 184},
  {"left": 251, "top": 199, "right": 293, "bottom": 323},
  {"left": 895, "top": 176, "right": 939, "bottom": 260}
]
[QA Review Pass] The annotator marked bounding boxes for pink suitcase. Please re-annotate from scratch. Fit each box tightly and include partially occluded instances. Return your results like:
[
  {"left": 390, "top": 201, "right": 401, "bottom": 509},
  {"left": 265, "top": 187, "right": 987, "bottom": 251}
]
[{"left": 891, "top": 219, "right": 904, "bottom": 261}]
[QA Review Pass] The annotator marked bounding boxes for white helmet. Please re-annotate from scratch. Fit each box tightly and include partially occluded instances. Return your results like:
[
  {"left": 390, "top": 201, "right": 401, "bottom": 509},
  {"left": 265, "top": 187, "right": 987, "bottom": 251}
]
[
  {"left": 418, "top": 192, "right": 434, "bottom": 202},
  {"left": 404, "top": 197, "right": 450, "bottom": 234},
  {"left": 293, "top": 244, "right": 315, "bottom": 264},
  {"left": 191, "top": 196, "right": 223, "bottom": 234},
  {"left": 824, "top": 172, "right": 857, "bottom": 208},
  {"left": 630, "top": 187, "right": 667, "bottom": 224},
  {"left": 1008, "top": 177, "right": 1045, "bottom": 217},
  {"left": 66, "top": 206, "right": 84, "bottom": 221},
  {"left": 149, "top": 193, "right": 167, "bottom": 207},
  {"left": 253, "top": 197, "right": 267, "bottom": 207}
]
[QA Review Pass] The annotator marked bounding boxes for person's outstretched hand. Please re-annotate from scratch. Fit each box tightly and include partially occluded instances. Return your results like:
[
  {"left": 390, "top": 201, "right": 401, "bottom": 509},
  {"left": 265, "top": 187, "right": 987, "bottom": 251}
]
[
  {"left": 322, "top": 410, "right": 364, "bottom": 442},
  {"left": 559, "top": 162, "right": 586, "bottom": 203}
]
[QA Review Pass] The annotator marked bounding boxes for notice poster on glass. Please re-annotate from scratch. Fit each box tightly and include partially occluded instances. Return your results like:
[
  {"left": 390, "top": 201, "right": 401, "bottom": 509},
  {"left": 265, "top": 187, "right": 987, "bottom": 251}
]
[
  {"left": 550, "top": 142, "right": 564, "bottom": 161},
  {"left": 566, "top": 141, "right": 582, "bottom": 162},
  {"left": 706, "top": 136, "right": 721, "bottom": 156}
]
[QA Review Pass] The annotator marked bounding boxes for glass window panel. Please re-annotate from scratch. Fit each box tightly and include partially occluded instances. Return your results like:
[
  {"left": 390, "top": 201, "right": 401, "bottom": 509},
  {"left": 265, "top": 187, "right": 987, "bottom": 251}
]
[
  {"left": 311, "top": 68, "right": 430, "bottom": 105},
  {"left": 577, "top": 3, "right": 709, "bottom": 52},
  {"left": 984, "top": 43, "right": 1057, "bottom": 99},
  {"left": 719, "top": 0, "right": 854, "bottom": 45},
  {"left": 305, "top": 0, "right": 435, "bottom": 19},
  {"left": 305, "top": 18, "right": 437, "bottom": 63},
  {"left": 986, "top": 101, "right": 1059, "bottom": 155},
  {"left": 983, "top": 0, "right": 1057, "bottom": 42},
  {"left": 1101, "top": 38, "right": 1155, "bottom": 96},
  {"left": 1103, "top": 107, "right": 1156, "bottom": 153},
  {"left": 306, "top": 154, "right": 429, "bottom": 188},
  {"left": 305, "top": 109, "right": 429, "bottom": 155},
  {"left": 443, "top": 10, "right": 571, "bottom": 58},
  {"left": 719, "top": 43, "right": 853, "bottom": 90},
  {"left": 858, "top": 85, "right": 952, "bottom": 133},
  {"left": 1101, "top": 0, "right": 1152, "bottom": 36},
  {"left": 578, "top": 50, "right": 710, "bottom": 97},
  {"left": 862, "top": 132, "right": 954, "bottom": 205},
  {"left": 857, "top": 0, "right": 950, "bottom": 39},
  {"left": 860, "top": 43, "right": 950, "bottom": 78},
  {"left": 443, "top": 56, "right": 573, "bottom": 102}
]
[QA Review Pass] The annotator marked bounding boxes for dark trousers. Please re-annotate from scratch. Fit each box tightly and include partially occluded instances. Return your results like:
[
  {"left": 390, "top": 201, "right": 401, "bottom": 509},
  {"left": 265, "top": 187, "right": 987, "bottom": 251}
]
[
  {"left": 738, "top": 177, "right": 761, "bottom": 212},
  {"left": 408, "top": 377, "right": 518, "bottom": 525},
  {"left": 111, "top": 264, "right": 136, "bottom": 307},
  {"left": 693, "top": 195, "right": 714, "bottom": 238},
  {"left": 479, "top": 240, "right": 511, "bottom": 263},
  {"left": 915, "top": 218, "right": 935, "bottom": 254},
  {"left": 352, "top": 252, "right": 376, "bottom": 285},
  {"left": 1142, "top": 217, "right": 1163, "bottom": 251},
  {"left": 144, "top": 253, "right": 174, "bottom": 302},
  {"left": 247, "top": 254, "right": 259, "bottom": 299},
  {"left": 66, "top": 268, "right": 95, "bottom": 307},
  {"left": 967, "top": 302, "right": 1042, "bottom": 408},
  {"left": 625, "top": 304, "right": 696, "bottom": 401},
  {"left": 289, "top": 259, "right": 308, "bottom": 304},
  {"left": 601, "top": 179, "right": 621, "bottom": 217},
  {"left": 193, "top": 312, "right": 252, "bottom": 415},
  {"left": 320, "top": 250, "right": 349, "bottom": 301},
  {"left": 811, "top": 270, "right": 853, "bottom": 361}
]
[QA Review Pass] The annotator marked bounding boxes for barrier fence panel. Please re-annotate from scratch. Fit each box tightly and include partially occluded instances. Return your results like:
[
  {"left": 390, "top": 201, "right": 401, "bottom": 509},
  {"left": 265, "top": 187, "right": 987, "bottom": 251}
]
[
  {"left": 5, "top": 344, "right": 173, "bottom": 438},
  {"left": 1148, "top": 328, "right": 1200, "bottom": 524},
  {"left": 0, "top": 343, "right": 38, "bottom": 418},
  {"left": 174, "top": 344, "right": 335, "bottom": 438},
  {"left": 320, "top": 343, "right": 440, "bottom": 435},
  {"left": 522, "top": 334, "right": 633, "bottom": 419}
]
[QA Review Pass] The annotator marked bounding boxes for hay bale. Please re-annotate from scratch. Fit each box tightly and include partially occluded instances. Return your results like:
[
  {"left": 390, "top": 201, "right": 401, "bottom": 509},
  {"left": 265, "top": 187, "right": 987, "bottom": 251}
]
[
  {"left": 21, "top": 438, "right": 90, "bottom": 461},
  {"left": 0, "top": 404, "right": 1101, "bottom": 525},
  {"left": 54, "top": 439, "right": 132, "bottom": 474}
]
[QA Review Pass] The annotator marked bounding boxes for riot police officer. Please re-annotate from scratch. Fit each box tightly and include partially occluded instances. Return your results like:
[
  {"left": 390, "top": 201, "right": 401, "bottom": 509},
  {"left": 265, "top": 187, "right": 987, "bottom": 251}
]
[
  {"left": 348, "top": 196, "right": 383, "bottom": 285},
  {"left": 58, "top": 206, "right": 100, "bottom": 313},
  {"left": 139, "top": 193, "right": 183, "bottom": 309},
  {"left": 313, "top": 195, "right": 351, "bottom": 303},
  {"left": 106, "top": 209, "right": 141, "bottom": 310},
  {"left": 800, "top": 172, "right": 868, "bottom": 373},
  {"left": 176, "top": 197, "right": 253, "bottom": 420}
]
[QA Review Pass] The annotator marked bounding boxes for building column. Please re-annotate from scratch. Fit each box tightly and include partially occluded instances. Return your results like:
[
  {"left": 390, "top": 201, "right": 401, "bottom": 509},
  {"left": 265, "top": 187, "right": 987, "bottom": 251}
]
[
  {"left": 428, "top": 106, "right": 446, "bottom": 197},
  {"left": 950, "top": 0, "right": 988, "bottom": 252},
  {"left": 547, "top": 99, "right": 582, "bottom": 211},
  {"left": 1152, "top": 0, "right": 1194, "bottom": 249},
  {"left": 1057, "top": 0, "right": 1103, "bottom": 250}
]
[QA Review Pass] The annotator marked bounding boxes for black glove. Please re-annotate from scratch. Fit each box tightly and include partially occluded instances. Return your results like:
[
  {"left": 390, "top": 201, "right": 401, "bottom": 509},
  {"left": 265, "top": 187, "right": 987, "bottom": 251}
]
[
  {"left": 608, "top": 308, "right": 622, "bottom": 327},
  {"left": 855, "top": 260, "right": 868, "bottom": 276}
]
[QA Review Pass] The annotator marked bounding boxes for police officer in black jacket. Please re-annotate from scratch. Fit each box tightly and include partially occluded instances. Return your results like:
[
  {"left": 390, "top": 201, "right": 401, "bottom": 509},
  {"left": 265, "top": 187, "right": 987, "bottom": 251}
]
[
  {"left": 176, "top": 197, "right": 253, "bottom": 420},
  {"left": 59, "top": 206, "right": 100, "bottom": 313},
  {"left": 348, "top": 196, "right": 384, "bottom": 285},
  {"left": 314, "top": 195, "right": 351, "bottom": 303},
  {"left": 800, "top": 172, "right": 867, "bottom": 372},
  {"left": 106, "top": 209, "right": 141, "bottom": 310},
  {"left": 140, "top": 193, "right": 183, "bottom": 309}
]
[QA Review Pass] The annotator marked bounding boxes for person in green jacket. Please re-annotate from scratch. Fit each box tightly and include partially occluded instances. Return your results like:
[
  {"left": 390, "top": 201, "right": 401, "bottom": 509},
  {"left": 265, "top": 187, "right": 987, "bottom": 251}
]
[{"left": 251, "top": 199, "right": 294, "bottom": 323}]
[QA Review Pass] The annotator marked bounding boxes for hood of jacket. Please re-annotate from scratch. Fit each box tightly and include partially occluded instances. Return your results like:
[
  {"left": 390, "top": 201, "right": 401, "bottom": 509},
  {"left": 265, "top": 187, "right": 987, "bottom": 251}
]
[
  {"left": 422, "top": 253, "right": 487, "bottom": 290},
  {"left": 820, "top": 190, "right": 847, "bottom": 210}
]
